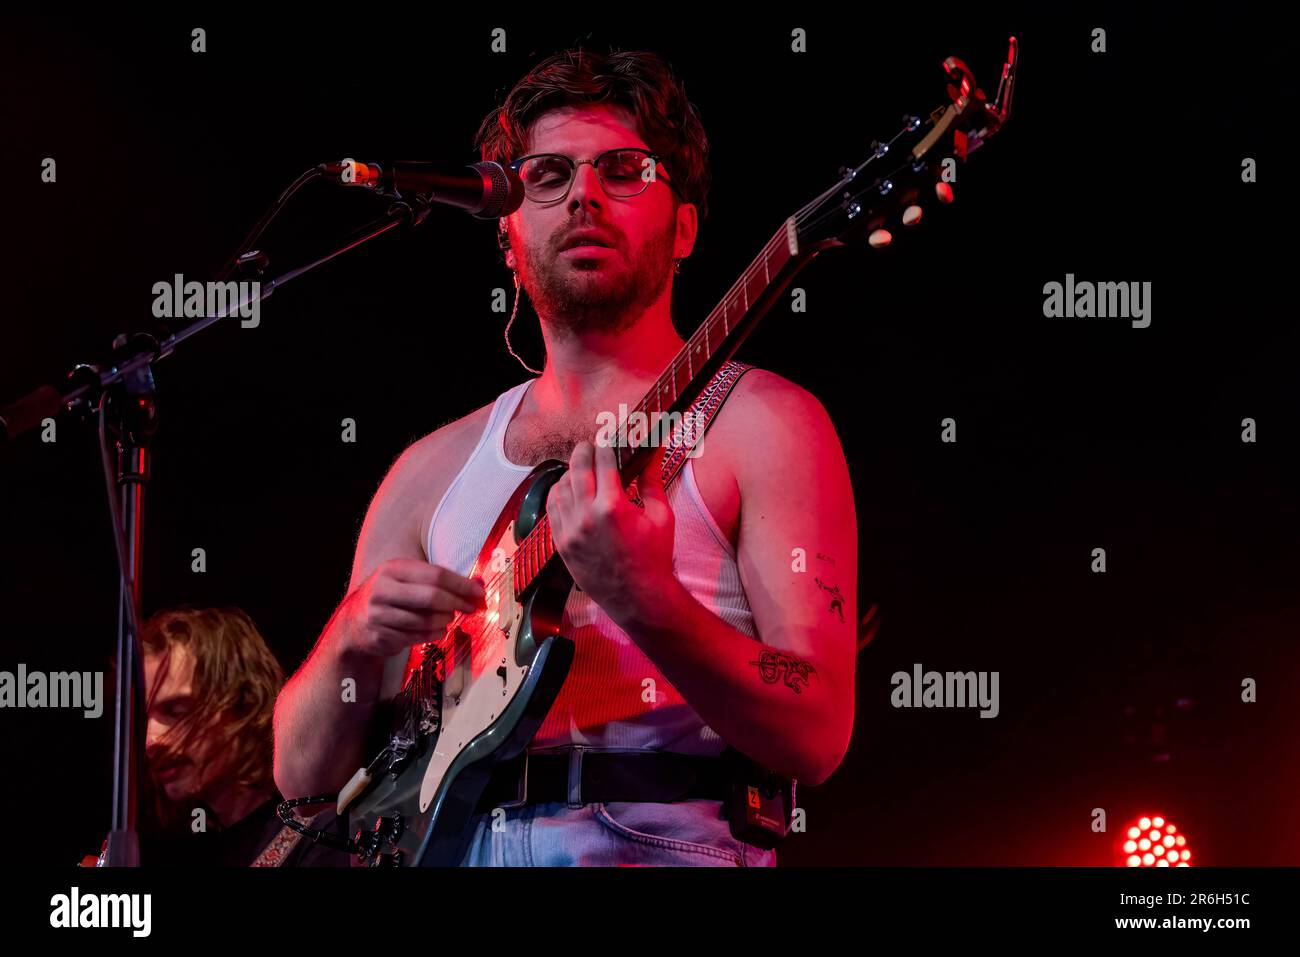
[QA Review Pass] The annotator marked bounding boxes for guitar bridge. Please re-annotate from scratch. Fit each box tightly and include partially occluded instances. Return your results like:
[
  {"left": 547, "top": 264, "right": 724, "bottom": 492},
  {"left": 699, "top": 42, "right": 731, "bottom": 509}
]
[
  {"left": 418, "top": 702, "right": 440, "bottom": 735},
  {"left": 384, "top": 647, "right": 445, "bottom": 774},
  {"left": 417, "top": 647, "right": 444, "bottom": 734}
]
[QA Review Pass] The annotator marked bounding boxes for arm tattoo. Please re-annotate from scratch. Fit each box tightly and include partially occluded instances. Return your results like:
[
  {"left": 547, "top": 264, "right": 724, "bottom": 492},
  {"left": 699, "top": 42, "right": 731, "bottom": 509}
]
[
  {"left": 814, "top": 577, "right": 845, "bottom": 623},
  {"left": 748, "top": 649, "right": 817, "bottom": 694}
]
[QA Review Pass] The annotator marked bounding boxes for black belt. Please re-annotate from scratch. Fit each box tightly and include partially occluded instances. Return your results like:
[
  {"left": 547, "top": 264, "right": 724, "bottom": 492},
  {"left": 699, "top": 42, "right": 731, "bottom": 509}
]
[{"left": 474, "top": 747, "right": 730, "bottom": 813}]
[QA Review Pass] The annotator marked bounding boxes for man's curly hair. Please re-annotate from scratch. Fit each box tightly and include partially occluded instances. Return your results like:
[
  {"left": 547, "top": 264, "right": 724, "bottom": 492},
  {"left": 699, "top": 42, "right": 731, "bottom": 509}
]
[{"left": 474, "top": 47, "right": 711, "bottom": 224}]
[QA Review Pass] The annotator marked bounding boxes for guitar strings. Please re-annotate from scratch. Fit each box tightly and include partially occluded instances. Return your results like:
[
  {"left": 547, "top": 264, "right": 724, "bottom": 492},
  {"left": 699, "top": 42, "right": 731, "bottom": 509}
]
[
  {"left": 413, "top": 202, "right": 826, "bottom": 675},
  {"left": 413, "top": 139, "right": 912, "bottom": 675}
]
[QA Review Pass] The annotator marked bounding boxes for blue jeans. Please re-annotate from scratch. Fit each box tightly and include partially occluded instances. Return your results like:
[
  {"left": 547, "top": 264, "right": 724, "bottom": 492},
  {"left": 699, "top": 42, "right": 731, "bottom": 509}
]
[{"left": 456, "top": 798, "right": 778, "bottom": 867}]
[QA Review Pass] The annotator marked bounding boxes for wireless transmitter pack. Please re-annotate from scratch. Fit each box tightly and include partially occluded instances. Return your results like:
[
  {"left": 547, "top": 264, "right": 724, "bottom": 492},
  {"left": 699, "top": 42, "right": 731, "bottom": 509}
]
[{"left": 721, "top": 747, "right": 796, "bottom": 850}]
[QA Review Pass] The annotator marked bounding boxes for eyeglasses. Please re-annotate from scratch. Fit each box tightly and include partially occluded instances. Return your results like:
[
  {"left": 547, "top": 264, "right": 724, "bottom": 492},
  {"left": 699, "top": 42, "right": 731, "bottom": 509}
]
[{"left": 508, "top": 147, "right": 678, "bottom": 205}]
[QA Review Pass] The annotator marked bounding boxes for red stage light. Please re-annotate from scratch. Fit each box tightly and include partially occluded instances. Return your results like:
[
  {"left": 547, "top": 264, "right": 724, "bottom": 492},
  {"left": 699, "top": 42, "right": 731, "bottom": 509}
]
[{"left": 1117, "top": 814, "right": 1194, "bottom": 867}]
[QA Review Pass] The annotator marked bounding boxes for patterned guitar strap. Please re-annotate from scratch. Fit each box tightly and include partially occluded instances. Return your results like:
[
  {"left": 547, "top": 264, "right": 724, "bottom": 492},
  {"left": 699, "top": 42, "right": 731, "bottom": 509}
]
[
  {"left": 626, "top": 359, "right": 754, "bottom": 504},
  {"left": 251, "top": 812, "right": 313, "bottom": 867}
]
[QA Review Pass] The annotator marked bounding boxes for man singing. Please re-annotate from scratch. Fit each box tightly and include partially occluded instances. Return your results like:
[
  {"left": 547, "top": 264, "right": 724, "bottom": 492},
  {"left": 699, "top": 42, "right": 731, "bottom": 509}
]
[{"left": 274, "top": 47, "right": 857, "bottom": 866}]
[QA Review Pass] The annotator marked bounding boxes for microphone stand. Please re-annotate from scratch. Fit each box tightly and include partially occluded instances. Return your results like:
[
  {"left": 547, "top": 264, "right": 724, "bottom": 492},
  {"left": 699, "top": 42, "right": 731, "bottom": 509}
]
[{"left": 2, "top": 183, "right": 435, "bottom": 866}]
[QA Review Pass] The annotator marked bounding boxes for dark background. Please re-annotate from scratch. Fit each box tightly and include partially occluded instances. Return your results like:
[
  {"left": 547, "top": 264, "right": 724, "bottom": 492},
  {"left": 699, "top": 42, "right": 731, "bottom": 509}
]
[{"left": 2, "top": 5, "right": 1296, "bottom": 866}]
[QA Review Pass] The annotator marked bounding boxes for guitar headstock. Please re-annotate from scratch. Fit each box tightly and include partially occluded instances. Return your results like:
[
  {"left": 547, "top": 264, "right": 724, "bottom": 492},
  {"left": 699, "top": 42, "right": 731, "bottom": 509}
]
[{"left": 795, "top": 37, "right": 1018, "bottom": 254}]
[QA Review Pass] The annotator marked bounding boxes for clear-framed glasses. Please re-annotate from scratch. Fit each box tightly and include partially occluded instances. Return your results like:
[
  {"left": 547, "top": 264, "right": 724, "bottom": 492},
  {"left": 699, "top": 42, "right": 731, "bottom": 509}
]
[{"left": 508, "top": 147, "right": 678, "bottom": 205}]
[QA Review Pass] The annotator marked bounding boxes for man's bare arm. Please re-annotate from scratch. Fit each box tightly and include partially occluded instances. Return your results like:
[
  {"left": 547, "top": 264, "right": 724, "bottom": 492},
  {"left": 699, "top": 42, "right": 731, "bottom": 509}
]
[
  {"left": 272, "top": 437, "right": 485, "bottom": 800},
  {"left": 620, "top": 372, "right": 858, "bottom": 784}
]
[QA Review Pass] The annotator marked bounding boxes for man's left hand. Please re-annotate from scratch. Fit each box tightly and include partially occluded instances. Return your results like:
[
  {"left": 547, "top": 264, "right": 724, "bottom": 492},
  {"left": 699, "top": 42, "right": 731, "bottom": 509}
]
[{"left": 545, "top": 440, "right": 677, "bottom": 628}]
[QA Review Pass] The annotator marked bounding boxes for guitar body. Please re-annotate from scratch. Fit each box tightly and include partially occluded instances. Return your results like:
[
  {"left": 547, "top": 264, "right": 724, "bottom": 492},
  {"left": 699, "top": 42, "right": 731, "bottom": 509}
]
[{"left": 347, "top": 459, "right": 575, "bottom": 866}]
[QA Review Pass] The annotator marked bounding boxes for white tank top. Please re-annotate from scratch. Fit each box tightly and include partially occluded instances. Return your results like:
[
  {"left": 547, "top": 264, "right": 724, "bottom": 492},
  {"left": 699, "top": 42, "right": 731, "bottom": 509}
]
[{"left": 425, "top": 378, "right": 756, "bottom": 756}]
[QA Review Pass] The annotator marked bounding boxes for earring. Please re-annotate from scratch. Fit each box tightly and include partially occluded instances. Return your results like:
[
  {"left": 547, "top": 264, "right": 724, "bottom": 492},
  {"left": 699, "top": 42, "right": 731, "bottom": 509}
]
[
  {"left": 505, "top": 271, "right": 544, "bottom": 375},
  {"left": 673, "top": 258, "right": 682, "bottom": 274}
]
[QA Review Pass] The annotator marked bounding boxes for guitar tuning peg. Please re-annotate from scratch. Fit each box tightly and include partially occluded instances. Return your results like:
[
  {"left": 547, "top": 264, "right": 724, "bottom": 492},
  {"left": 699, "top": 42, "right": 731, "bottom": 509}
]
[
  {"left": 867, "top": 228, "right": 893, "bottom": 249},
  {"left": 902, "top": 205, "right": 923, "bottom": 226},
  {"left": 935, "top": 182, "right": 955, "bottom": 204}
]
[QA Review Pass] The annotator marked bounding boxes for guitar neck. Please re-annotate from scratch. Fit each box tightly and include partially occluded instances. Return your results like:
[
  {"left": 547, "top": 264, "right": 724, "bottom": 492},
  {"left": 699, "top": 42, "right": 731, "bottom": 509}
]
[
  {"left": 510, "top": 215, "right": 818, "bottom": 597},
  {"left": 613, "top": 215, "right": 810, "bottom": 481}
]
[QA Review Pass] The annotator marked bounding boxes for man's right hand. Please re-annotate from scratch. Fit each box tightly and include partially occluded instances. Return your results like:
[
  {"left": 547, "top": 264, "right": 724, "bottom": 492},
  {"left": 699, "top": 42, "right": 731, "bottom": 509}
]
[{"left": 340, "top": 559, "right": 487, "bottom": 659}]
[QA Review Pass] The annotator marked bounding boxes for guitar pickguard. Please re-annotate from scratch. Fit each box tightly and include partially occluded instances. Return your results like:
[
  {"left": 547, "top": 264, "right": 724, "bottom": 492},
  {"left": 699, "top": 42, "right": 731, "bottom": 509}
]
[{"left": 417, "top": 522, "right": 527, "bottom": 813}]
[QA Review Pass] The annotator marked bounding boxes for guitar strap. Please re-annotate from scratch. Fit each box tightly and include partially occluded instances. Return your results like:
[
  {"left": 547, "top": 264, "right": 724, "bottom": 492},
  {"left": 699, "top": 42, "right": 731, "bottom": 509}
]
[
  {"left": 627, "top": 359, "right": 754, "bottom": 499},
  {"left": 250, "top": 817, "right": 309, "bottom": 867},
  {"left": 661, "top": 359, "right": 754, "bottom": 485}
]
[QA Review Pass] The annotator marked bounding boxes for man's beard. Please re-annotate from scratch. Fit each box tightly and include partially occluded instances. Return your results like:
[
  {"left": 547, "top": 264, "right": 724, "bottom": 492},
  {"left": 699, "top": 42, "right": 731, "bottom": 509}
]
[{"left": 522, "top": 221, "right": 676, "bottom": 338}]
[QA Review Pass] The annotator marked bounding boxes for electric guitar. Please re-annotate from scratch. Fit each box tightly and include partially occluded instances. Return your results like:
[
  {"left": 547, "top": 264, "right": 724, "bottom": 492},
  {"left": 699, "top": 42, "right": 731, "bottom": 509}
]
[{"left": 340, "top": 39, "right": 1019, "bottom": 865}]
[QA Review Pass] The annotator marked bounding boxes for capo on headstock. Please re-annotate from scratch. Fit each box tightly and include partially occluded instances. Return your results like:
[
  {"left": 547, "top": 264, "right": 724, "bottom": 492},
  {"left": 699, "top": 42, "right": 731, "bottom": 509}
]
[
  {"left": 946, "top": 36, "right": 1018, "bottom": 160},
  {"left": 788, "top": 37, "right": 1018, "bottom": 255}
]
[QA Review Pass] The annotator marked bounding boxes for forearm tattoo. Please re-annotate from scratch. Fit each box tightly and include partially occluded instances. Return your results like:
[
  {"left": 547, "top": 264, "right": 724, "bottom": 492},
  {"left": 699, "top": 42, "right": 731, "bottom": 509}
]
[
  {"left": 748, "top": 649, "right": 818, "bottom": 694},
  {"left": 814, "top": 577, "right": 845, "bottom": 623}
]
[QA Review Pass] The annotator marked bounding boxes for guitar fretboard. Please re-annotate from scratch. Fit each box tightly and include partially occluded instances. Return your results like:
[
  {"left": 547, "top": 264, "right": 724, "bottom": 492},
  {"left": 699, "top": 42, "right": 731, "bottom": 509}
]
[{"left": 509, "top": 216, "right": 802, "bottom": 598}]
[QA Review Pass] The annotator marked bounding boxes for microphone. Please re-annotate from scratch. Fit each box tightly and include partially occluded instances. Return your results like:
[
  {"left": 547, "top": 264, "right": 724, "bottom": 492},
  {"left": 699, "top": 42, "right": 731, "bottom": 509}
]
[{"left": 321, "top": 159, "right": 524, "bottom": 218}]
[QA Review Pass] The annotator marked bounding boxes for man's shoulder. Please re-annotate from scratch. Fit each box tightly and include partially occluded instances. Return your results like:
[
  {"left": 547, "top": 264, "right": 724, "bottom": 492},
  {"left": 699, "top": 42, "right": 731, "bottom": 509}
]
[
  {"left": 383, "top": 388, "right": 521, "bottom": 556},
  {"left": 728, "top": 366, "right": 821, "bottom": 404},
  {"left": 356, "top": 398, "right": 497, "bottom": 539},
  {"left": 386, "top": 387, "right": 512, "bottom": 486},
  {"left": 713, "top": 367, "right": 839, "bottom": 446},
  {"left": 684, "top": 367, "right": 845, "bottom": 542},
  {"left": 400, "top": 398, "right": 497, "bottom": 469}
]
